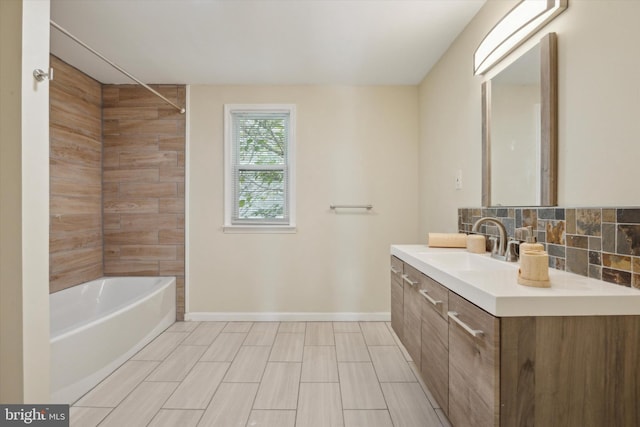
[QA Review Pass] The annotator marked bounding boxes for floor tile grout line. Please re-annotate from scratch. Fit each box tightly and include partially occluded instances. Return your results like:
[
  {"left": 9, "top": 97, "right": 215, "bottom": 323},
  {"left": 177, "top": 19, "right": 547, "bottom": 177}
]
[
  {"left": 73, "top": 407, "right": 113, "bottom": 427},
  {"left": 200, "top": 331, "right": 248, "bottom": 363},
  {"left": 148, "top": 408, "right": 204, "bottom": 412},
  {"left": 277, "top": 321, "right": 307, "bottom": 334},
  {"left": 334, "top": 329, "right": 347, "bottom": 426},
  {"left": 151, "top": 408, "right": 205, "bottom": 427},
  {"left": 252, "top": 361, "right": 303, "bottom": 411},
  {"left": 95, "top": 379, "right": 176, "bottom": 427},
  {"left": 165, "top": 320, "right": 201, "bottom": 334},
  {"left": 301, "top": 344, "right": 336, "bottom": 346},
  {"left": 295, "top": 341, "right": 303, "bottom": 427},
  {"left": 408, "top": 359, "right": 452, "bottom": 426},
  {"left": 95, "top": 408, "right": 112, "bottom": 427},
  {"left": 242, "top": 321, "right": 279, "bottom": 346},
  {"left": 386, "top": 323, "right": 413, "bottom": 362},
  {"left": 183, "top": 321, "right": 228, "bottom": 346},
  {"left": 165, "top": 361, "right": 231, "bottom": 411},
  {"left": 269, "top": 332, "right": 305, "bottom": 363},
  {"left": 240, "top": 392, "right": 257, "bottom": 427},
  {"left": 249, "top": 333, "right": 274, "bottom": 385},
  {"left": 131, "top": 330, "right": 190, "bottom": 362},
  {"left": 293, "top": 322, "right": 312, "bottom": 427},
  {"left": 240, "top": 322, "right": 256, "bottom": 346},
  {"left": 81, "top": 357, "right": 163, "bottom": 413},
  {"left": 407, "top": 360, "right": 440, "bottom": 409},
  {"left": 139, "top": 381, "right": 186, "bottom": 427},
  {"left": 71, "top": 360, "right": 155, "bottom": 408},
  {"left": 145, "top": 343, "right": 209, "bottom": 383},
  {"left": 362, "top": 328, "right": 391, "bottom": 415}
]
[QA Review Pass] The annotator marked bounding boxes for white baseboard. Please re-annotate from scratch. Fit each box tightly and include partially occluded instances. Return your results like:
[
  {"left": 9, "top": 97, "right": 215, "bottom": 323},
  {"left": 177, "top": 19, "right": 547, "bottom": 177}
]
[{"left": 185, "top": 312, "right": 391, "bottom": 322}]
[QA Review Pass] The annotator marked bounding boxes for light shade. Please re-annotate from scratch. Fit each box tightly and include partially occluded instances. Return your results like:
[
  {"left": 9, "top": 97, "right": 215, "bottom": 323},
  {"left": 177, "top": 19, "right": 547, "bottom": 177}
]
[{"left": 474, "top": 0, "right": 567, "bottom": 75}]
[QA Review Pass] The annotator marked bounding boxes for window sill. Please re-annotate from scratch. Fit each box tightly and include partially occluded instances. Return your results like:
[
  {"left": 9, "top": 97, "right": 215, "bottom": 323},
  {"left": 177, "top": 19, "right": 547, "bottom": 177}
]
[{"left": 223, "top": 225, "right": 297, "bottom": 234}]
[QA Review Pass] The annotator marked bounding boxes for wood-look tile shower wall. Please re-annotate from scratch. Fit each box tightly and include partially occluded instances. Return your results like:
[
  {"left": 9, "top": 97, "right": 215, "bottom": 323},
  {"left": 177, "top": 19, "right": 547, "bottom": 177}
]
[
  {"left": 49, "top": 56, "right": 104, "bottom": 292},
  {"left": 102, "top": 85, "right": 186, "bottom": 319},
  {"left": 49, "top": 55, "right": 186, "bottom": 318}
]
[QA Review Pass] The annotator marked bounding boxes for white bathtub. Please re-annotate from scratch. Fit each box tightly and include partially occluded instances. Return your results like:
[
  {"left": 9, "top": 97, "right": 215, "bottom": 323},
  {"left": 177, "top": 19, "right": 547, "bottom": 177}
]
[{"left": 50, "top": 276, "right": 176, "bottom": 404}]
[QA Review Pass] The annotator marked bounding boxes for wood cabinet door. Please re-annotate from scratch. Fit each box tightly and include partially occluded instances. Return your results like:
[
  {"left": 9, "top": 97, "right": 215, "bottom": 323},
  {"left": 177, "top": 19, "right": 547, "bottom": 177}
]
[
  {"left": 390, "top": 257, "right": 404, "bottom": 340},
  {"left": 419, "top": 275, "right": 450, "bottom": 413},
  {"left": 420, "top": 297, "right": 449, "bottom": 413},
  {"left": 448, "top": 292, "right": 500, "bottom": 427},
  {"left": 402, "top": 264, "right": 423, "bottom": 365}
]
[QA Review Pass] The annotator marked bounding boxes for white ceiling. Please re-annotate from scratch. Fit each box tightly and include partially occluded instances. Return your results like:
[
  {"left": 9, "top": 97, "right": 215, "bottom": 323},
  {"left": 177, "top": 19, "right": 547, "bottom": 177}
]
[{"left": 50, "top": 0, "right": 485, "bottom": 85}]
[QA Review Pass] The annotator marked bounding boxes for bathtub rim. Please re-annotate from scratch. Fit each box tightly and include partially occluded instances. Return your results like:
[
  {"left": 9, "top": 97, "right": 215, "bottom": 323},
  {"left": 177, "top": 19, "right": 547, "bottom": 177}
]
[{"left": 51, "top": 276, "right": 176, "bottom": 343}]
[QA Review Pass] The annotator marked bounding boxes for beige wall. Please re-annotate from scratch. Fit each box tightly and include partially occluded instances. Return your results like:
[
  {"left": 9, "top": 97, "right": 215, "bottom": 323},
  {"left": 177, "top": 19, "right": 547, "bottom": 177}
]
[
  {"left": 0, "top": 0, "right": 51, "bottom": 402},
  {"left": 188, "top": 86, "right": 419, "bottom": 315},
  {"left": 0, "top": 0, "right": 25, "bottom": 403},
  {"left": 419, "top": 0, "right": 640, "bottom": 234}
]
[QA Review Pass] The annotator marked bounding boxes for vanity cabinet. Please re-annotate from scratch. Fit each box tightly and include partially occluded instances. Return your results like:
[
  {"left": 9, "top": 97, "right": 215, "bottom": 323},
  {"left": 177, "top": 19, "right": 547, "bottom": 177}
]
[{"left": 390, "top": 255, "right": 640, "bottom": 427}]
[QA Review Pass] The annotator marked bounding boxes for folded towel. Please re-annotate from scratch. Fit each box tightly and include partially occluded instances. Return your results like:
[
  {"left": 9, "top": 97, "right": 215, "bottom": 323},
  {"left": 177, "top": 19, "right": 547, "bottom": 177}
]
[{"left": 428, "top": 233, "right": 468, "bottom": 248}]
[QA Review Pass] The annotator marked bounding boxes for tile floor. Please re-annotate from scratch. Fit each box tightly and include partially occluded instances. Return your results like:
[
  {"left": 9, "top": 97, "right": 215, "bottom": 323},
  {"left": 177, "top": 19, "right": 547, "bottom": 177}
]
[{"left": 70, "top": 321, "right": 452, "bottom": 427}]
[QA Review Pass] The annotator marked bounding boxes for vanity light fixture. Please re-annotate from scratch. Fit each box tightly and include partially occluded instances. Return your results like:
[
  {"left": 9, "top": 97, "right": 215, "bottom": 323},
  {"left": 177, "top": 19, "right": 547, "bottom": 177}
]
[{"left": 474, "top": 0, "right": 567, "bottom": 75}]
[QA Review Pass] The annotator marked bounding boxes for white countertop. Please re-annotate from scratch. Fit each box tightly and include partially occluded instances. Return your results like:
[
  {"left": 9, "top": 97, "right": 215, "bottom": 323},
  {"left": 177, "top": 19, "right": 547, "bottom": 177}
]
[{"left": 391, "top": 244, "right": 640, "bottom": 317}]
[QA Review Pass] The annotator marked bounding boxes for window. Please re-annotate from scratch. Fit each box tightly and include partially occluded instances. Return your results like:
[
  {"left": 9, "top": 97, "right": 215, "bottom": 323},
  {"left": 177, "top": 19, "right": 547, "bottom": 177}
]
[{"left": 224, "top": 104, "right": 296, "bottom": 232}]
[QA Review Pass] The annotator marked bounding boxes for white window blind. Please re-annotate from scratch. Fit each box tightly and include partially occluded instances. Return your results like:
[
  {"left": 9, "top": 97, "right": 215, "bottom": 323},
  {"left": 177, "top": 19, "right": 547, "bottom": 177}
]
[{"left": 224, "top": 105, "right": 296, "bottom": 231}]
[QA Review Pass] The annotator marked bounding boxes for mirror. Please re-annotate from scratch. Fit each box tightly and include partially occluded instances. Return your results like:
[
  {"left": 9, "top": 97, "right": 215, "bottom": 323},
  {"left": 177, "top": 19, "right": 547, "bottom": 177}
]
[{"left": 482, "top": 32, "right": 557, "bottom": 207}]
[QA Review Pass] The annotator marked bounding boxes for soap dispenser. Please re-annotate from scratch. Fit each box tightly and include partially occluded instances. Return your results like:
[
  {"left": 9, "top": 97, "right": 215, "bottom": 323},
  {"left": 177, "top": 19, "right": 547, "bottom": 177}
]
[
  {"left": 519, "top": 226, "right": 544, "bottom": 252},
  {"left": 518, "top": 226, "right": 550, "bottom": 288}
]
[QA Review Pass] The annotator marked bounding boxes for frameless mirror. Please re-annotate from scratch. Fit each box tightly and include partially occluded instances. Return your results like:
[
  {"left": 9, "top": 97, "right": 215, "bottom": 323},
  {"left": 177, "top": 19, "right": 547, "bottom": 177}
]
[{"left": 482, "top": 32, "right": 557, "bottom": 207}]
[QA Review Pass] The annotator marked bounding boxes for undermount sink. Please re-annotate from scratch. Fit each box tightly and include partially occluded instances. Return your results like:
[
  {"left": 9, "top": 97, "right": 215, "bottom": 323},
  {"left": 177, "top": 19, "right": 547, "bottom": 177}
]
[{"left": 420, "top": 251, "right": 514, "bottom": 272}]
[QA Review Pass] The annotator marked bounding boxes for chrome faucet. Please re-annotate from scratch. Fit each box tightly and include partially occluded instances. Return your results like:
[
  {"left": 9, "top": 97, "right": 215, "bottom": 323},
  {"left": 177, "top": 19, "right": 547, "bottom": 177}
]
[{"left": 471, "top": 217, "right": 509, "bottom": 260}]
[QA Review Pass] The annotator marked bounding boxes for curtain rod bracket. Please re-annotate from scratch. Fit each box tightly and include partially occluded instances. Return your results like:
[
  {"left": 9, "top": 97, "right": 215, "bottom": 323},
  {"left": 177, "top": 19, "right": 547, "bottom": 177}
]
[{"left": 33, "top": 68, "right": 54, "bottom": 82}]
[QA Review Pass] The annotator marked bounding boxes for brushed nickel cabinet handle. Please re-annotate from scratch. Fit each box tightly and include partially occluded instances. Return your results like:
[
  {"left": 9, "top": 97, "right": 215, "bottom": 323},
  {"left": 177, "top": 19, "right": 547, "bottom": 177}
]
[
  {"left": 448, "top": 311, "right": 484, "bottom": 337},
  {"left": 390, "top": 266, "right": 400, "bottom": 274},
  {"left": 419, "top": 289, "right": 442, "bottom": 306},
  {"left": 402, "top": 274, "right": 418, "bottom": 287}
]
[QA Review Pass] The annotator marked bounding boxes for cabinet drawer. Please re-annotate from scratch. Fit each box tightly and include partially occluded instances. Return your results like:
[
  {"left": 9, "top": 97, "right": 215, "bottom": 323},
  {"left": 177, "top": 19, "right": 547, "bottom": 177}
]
[{"left": 419, "top": 275, "right": 449, "bottom": 320}]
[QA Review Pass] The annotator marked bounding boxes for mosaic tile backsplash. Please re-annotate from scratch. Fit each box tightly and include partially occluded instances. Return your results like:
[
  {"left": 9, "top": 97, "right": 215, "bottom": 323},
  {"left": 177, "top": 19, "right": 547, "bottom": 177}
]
[{"left": 458, "top": 207, "right": 640, "bottom": 289}]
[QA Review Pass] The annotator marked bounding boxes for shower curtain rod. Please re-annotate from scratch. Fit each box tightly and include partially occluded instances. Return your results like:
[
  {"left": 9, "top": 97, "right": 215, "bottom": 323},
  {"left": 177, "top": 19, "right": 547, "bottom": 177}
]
[{"left": 50, "top": 20, "right": 186, "bottom": 114}]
